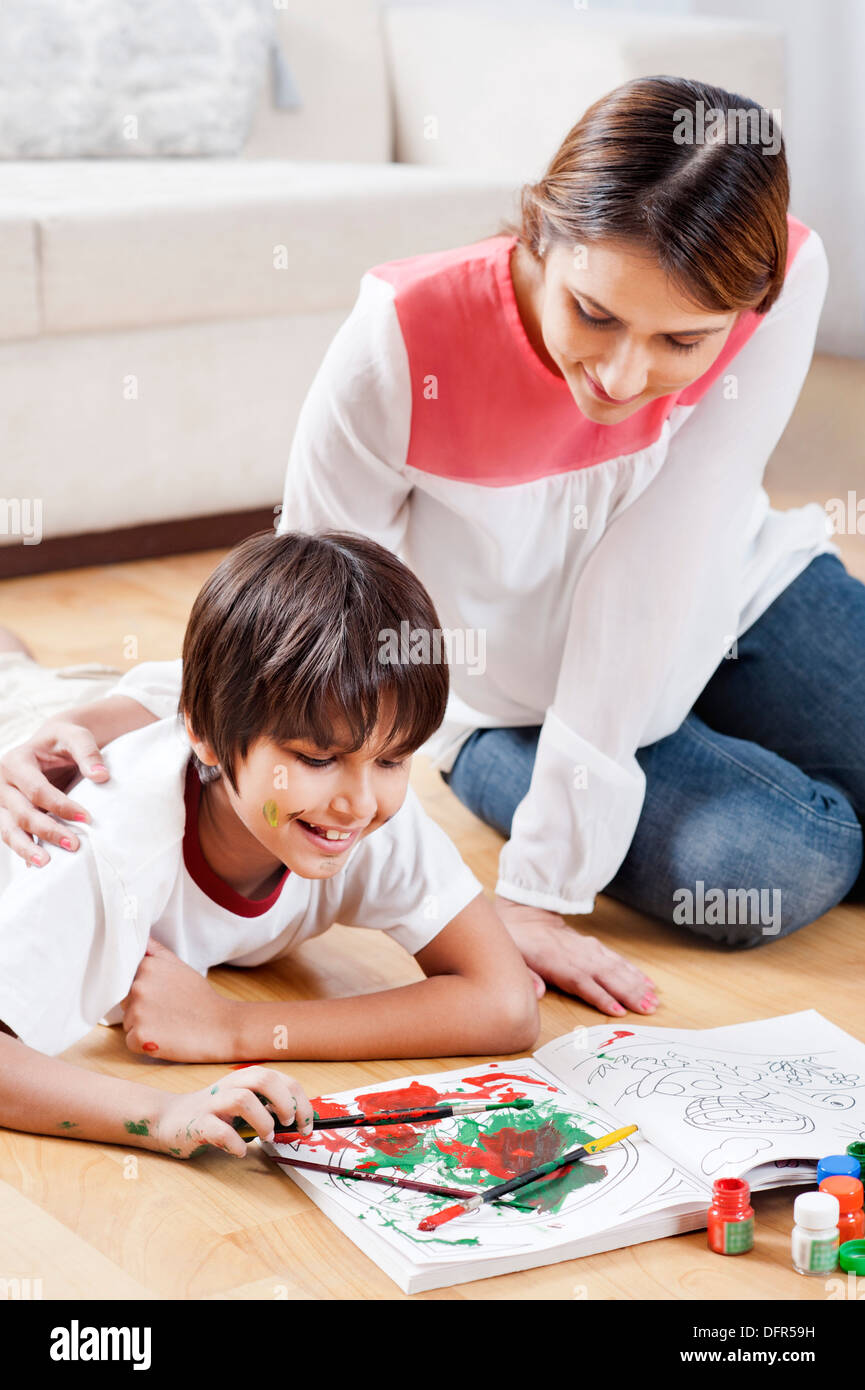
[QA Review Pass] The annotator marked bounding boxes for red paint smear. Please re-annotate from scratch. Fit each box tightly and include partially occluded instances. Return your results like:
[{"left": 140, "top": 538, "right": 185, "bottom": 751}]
[
  {"left": 599, "top": 1030, "right": 635, "bottom": 1048},
  {"left": 436, "top": 1121, "right": 566, "bottom": 1182},
  {"left": 355, "top": 1082, "right": 444, "bottom": 1112},
  {"left": 353, "top": 1073, "right": 557, "bottom": 1116},
  {"left": 141, "top": 1041, "right": 159, "bottom": 1054},
  {"left": 461, "top": 1071, "right": 559, "bottom": 1098},
  {"left": 418, "top": 1203, "right": 466, "bottom": 1232},
  {"left": 286, "top": 1072, "right": 559, "bottom": 1159},
  {"left": 288, "top": 1096, "right": 365, "bottom": 1155}
]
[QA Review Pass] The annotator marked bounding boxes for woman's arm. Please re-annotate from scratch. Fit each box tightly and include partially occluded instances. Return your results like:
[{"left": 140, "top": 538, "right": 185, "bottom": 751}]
[
  {"left": 277, "top": 271, "right": 413, "bottom": 550},
  {"left": 0, "top": 1029, "right": 313, "bottom": 1157},
  {"left": 120, "top": 896, "right": 540, "bottom": 1062}
]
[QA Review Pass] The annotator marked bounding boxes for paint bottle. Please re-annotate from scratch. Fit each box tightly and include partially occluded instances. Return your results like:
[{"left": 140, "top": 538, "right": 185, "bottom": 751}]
[
  {"left": 839, "top": 1239, "right": 865, "bottom": 1276},
  {"left": 819, "top": 1176, "right": 865, "bottom": 1240},
  {"left": 816, "top": 1153, "right": 861, "bottom": 1184},
  {"left": 707, "top": 1177, "right": 754, "bottom": 1254},
  {"left": 792, "top": 1191, "right": 840, "bottom": 1275},
  {"left": 846, "top": 1141, "right": 865, "bottom": 1180}
]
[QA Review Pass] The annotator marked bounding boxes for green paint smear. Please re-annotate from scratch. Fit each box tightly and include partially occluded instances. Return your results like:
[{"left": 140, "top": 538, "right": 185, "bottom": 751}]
[
  {"left": 124, "top": 1119, "right": 150, "bottom": 1136},
  {"left": 190, "top": 1144, "right": 209, "bottom": 1158},
  {"left": 262, "top": 800, "right": 279, "bottom": 829},
  {"left": 58, "top": 1120, "right": 79, "bottom": 1130},
  {"left": 356, "top": 1104, "right": 607, "bottom": 1217},
  {"left": 373, "top": 1211, "right": 479, "bottom": 1248},
  {"left": 169, "top": 1147, "right": 182, "bottom": 1156}
]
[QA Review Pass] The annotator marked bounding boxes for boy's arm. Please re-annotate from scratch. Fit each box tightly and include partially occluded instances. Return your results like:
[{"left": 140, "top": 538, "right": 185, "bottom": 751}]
[
  {"left": 0, "top": 1028, "right": 313, "bottom": 1158},
  {"left": 125, "top": 894, "right": 540, "bottom": 1063}
]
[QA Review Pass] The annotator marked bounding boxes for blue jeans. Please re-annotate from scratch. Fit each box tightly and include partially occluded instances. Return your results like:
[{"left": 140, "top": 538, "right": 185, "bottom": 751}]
[{"left": 441, "top": 553, "right": 865, "bottom": 946}]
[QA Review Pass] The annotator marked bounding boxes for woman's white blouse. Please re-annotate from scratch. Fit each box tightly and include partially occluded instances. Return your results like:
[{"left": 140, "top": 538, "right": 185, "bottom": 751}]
[{"left": 111, "top": 223, "right": 835, "bottom": 916}]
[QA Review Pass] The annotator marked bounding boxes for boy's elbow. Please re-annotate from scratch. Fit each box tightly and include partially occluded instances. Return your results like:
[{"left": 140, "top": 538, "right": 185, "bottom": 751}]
[{"left": 493, "top": 978, "right": 540, "bottom": 1053}]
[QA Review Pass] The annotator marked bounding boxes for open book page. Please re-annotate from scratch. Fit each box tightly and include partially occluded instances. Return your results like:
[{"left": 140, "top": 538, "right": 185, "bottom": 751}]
[
  {"left": 535, "top": 1011, "right": 865, "bottom": 1188},
  {"left": 262, "top": 1059, "right": 710, "bottom": 1291}
]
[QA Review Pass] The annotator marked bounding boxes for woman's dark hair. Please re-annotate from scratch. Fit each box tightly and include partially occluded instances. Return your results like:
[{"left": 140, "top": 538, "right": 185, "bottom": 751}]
[
  {"left": 501, "top": 75, "right": 789, "bottom": 314},
  {"left": 180, "top": 530, "right": 449, "bottom": 791}
]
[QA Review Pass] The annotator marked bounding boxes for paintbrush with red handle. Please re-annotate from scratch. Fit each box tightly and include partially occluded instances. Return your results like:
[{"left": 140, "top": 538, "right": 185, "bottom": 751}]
[{"left": 417, "top": 1124, "right": 638, "bottom": 1230}]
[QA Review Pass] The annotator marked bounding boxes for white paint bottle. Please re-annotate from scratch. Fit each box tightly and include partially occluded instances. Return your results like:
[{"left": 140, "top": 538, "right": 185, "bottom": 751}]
[{"left": 792, "top": 1191, "right": 840, "bottom": 1275}]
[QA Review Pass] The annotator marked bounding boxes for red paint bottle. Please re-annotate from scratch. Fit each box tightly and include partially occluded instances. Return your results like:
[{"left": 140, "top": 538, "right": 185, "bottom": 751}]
[
  {"left": 819, "top": 1176, "right": 865, "bottom": 1240},
  {"left": 707, "top": 1177, "right": 754, "bottom": 1255}
]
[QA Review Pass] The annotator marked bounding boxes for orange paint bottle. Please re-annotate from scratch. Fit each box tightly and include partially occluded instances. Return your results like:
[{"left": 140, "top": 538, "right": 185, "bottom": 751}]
[{"left": 819, "top": 1176, "right": 865, "bottom": 1240}]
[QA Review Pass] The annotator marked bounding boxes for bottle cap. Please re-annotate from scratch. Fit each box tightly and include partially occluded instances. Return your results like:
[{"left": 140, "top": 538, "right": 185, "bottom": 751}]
[
  {"left": 819, "top": 1176, "right": 864, "bottom": 1212},
  {"left": 816, "top": 1154, "right": 861, "bottom": 1184},
  {"left": 794, "top": 1191, "right": 840, "bottom": 1229},
  {"left": 846, "top": 1142, "right": 865, "bottom": 1177},
  {"left": 839, "top": 1239, "right": 865, "bottom": 1274}
]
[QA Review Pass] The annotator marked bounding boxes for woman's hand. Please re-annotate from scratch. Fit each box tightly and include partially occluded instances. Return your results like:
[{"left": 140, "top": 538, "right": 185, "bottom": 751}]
[
  {"left": 122, "top": 938, "right": 240, "bottom": 1063},
  {"left": 152, "top": 1065, "right": 315, "bottom": 1159},
  {"left": 494, "top": 894, "right": 658, "bottom": 1015},
  {"left": 0, "top": 718, "right": 110, "bottom": 865}
]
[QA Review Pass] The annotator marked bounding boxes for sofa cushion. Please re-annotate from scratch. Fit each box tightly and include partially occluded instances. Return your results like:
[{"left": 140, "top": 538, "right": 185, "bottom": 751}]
[
  {"left": 1, "top": 160, "right": 519, "bottom": 337},
  {"left": 0, "top": 0, "right": 278, "bottom": 158},
  {"left": 384, "top": 6, "right": 785, "bottom": 179},
  {"left": 242, "top": 0, "right": 390, "bottom": 163},
  {"left": 0, "top": 215, "right": 39, "bottom": 339}
]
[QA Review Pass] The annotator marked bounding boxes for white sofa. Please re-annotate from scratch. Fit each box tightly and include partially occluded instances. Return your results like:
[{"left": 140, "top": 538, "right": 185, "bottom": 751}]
[{"left": 1, "top": 1, "right": 785, "bottom": 573}]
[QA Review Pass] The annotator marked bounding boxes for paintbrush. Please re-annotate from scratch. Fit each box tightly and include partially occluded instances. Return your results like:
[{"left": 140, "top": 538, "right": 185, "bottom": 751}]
[
  {"left": 416, "top": 1123, "right": 639, "bottom": 1231},
  {"left": 234, "top": 1096, "right": 534, "bottom": 1142},
  {"left": 264, "top": 1151, "right": 474, "bottom": 1200}
]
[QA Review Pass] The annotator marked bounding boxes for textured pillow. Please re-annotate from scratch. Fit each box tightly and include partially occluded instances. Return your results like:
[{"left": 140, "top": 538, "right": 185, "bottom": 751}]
[{"left": 0, "top": 0, "right": 299, "bottom": 158}]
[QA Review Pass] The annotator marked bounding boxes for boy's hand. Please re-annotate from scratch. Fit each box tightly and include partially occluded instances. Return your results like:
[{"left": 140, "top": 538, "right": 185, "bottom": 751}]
[
  {"left": 493, "top": 894, "right": 658, "bottom": 1016},
  {"left": 122, "top": 937, "right": 239, "bottom": 1062},
  {"left": 153, "top": 1065, "right": 314, "bottom": 1159}
]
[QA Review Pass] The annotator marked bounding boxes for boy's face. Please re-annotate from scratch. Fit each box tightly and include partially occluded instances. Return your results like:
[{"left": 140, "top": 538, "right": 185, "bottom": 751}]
[{"left": 186, "top": 708, "right": 412, "bottom": 880}]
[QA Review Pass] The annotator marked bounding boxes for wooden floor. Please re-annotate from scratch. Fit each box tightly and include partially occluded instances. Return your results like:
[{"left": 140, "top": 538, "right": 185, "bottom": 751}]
[{"left": 1, "top": 354, "right": 864, "bottom": 1301}]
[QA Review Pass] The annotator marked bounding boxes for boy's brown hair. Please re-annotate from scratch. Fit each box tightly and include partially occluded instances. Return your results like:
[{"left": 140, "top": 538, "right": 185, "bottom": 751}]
[{"left": 180, "top": 530, "right": 449, "bottom": 790}]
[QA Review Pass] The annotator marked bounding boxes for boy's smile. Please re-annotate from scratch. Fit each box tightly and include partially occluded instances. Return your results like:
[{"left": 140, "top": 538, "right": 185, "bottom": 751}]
[{"left": 184, "top": 711, "right": 411, "bottom": 897}]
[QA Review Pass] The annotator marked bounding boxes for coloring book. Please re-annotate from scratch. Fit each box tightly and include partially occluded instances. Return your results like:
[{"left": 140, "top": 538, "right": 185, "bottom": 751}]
[{"left": 261, "top": 1011, "right": 865, "bottom": 1293}]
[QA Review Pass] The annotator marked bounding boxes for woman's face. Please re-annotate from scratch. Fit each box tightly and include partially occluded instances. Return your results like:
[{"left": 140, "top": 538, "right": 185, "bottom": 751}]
[{"left": 521, "top": 237, "right": 741, "bottom": 423}]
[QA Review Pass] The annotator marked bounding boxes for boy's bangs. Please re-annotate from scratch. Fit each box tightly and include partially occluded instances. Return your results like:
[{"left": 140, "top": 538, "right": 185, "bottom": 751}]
[{"left": 266, "top": 664, "right": 439, "bottom": 760}]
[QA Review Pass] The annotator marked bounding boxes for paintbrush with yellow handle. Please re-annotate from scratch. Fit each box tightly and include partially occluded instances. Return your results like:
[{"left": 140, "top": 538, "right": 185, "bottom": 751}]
[{"left": 417, "top": 1123, "right": 638, "bottom": 1231}]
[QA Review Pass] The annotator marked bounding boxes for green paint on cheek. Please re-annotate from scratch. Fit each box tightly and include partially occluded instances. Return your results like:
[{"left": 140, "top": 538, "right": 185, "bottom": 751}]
[
  {"left": 262, "top": 800, "right": 279, "bottom": 829},
  {"left": 58, "top": 1120, "right": 79, "bottom": 1130}
]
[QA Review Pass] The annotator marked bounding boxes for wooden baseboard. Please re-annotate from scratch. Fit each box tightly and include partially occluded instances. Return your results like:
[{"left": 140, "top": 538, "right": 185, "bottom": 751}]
[{"left": 0, "top": 508, "right": 277, "bottom": 578}]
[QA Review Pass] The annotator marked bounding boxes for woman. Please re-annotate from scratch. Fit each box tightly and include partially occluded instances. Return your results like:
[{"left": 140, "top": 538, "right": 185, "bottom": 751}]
[{"left": 2, "top": 77, "right": 860, "bottom": 1016}]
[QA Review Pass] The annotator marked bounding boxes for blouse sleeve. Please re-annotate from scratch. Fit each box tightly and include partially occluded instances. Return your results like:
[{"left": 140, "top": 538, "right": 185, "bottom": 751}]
[
  {"left": 277, "top": 271, "right": 414, "bottom": 553},
  {"left": 496, "top": 229, "right": 830, "bottom": 914}
]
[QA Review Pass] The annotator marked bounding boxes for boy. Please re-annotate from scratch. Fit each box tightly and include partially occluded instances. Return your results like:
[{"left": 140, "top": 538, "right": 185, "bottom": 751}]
[{"left": 0, "top": 531, "right": 538, "bottom": 1160}]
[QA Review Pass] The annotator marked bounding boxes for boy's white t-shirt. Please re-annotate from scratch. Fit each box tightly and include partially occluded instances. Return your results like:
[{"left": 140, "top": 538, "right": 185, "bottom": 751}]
[{"left": 0, "top": 717, "right": 483, "bottom": 1056}]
